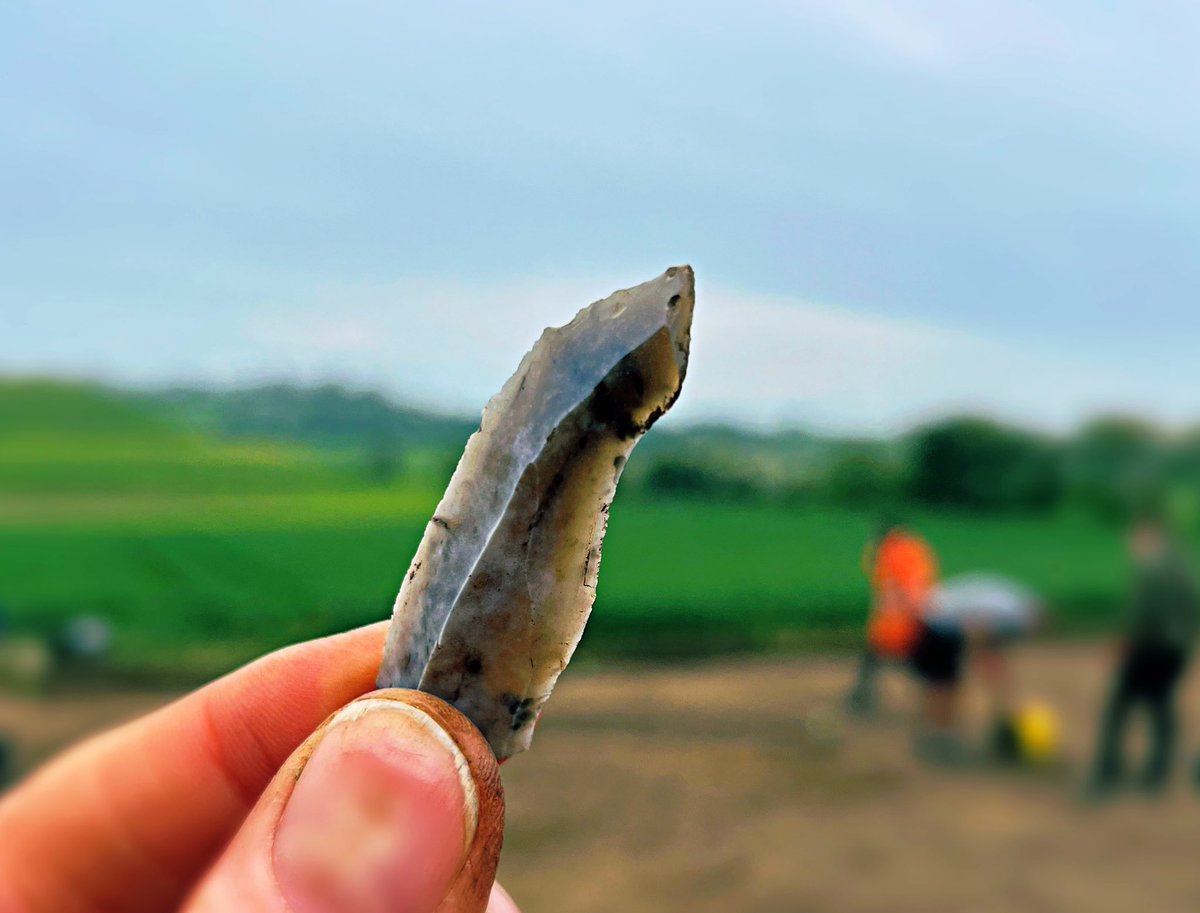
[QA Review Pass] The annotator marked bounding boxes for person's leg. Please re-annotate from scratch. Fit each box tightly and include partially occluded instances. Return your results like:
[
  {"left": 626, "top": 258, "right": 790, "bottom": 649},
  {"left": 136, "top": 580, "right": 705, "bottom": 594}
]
[
  {"left": 1142, "top": 694, "right": 1176, "bottom": 792},
  {"left": 912, "top": 629, "right": 967, "bottom": 765},
  {"left": 1090, "top": 658, "right": 1135, "bottom": 792},
  {"left": 924, "top": 684, "right": 957, "bottom": 728},
  {"left": 914, "top": 683, "right": 970, "bottom": 765},
  {"left": 975, "top": 643, "right": 1014, "bottom": 721},
  {"left": 847, "top": 647, "right": 881, "bottom": 714},
  {"left": 1141, "top": 649, "right": 1185, "bottom": 792},
  {"left": 975, "top": 643, "right": 1021, "bottom": 763}
]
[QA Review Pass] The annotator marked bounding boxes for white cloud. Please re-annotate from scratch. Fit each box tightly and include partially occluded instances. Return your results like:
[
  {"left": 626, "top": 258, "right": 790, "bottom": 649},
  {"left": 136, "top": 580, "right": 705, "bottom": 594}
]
[
  {"left": 788, "top": 0, "right": 1078, "bottom": 71},
  {"left": 223, "top": 275, "right": 1196, "bottom": 435},
  {"left": 244, "top": 314, "right": 386, "bottom": 354},
  {"left": 684, "top": 287, "right": 1164, "bottom": 433},
  {"left": 815, "top": 1, "right": 949, "bottom": 67}
]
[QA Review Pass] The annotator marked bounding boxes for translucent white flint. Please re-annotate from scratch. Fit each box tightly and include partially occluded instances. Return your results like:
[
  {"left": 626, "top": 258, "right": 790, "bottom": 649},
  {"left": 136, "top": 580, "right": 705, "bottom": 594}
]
[{"left": 378, "top": 266, "right": 695, "bottom": 759}]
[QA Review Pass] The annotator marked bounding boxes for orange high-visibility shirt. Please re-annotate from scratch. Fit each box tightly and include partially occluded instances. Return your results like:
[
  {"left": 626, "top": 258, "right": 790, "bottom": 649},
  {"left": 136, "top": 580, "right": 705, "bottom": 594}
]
[{"left": 866, "top": 531, "right": 938, "bottom": 657}]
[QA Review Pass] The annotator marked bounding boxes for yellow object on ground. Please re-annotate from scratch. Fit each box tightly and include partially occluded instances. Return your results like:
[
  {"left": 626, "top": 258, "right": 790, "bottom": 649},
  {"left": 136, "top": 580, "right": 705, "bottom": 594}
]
[{"left": 1015, "top": 701, "right": 1061, "bottom": 764}]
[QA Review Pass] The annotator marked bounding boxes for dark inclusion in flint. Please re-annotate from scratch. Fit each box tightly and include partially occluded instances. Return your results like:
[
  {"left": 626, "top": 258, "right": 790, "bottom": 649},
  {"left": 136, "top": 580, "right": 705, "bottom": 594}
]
[{"left": 377, "top": 266, "right": 696, "bottom": 759}]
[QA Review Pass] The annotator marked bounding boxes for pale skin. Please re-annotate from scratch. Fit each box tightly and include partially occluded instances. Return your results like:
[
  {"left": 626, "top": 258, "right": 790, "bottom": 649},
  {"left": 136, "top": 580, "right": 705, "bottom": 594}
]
[{"left": 0, "top": 622, "right": 519, "bottom": 913}]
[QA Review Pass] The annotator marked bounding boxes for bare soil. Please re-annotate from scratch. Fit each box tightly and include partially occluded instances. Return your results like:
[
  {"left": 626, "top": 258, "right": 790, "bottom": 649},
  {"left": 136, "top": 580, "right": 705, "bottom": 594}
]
[{"left": 5, "top": 644, "right": 1200, "bottom": 913}]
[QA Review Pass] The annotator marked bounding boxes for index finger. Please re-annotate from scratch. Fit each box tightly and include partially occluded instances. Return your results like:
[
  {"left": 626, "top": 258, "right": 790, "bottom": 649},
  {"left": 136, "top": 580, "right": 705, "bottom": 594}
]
[{"left": 0, "top": 621, "right": 388, "bottom": 913}]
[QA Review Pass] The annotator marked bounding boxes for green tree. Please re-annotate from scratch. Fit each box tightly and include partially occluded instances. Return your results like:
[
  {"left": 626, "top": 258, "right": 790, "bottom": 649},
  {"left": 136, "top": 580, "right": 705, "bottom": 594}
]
[
  {"left": 824, "top": 453, "right": 900, "bottom": 507},
  {"left": 1063, "top": 417, "right": 1163, "bottom": 521},
  {"left": 641, "top": 459, "right": 761, "bottom": 502},
  {"left": 907, "top": 417, "right": 1062, "bottom": 512}
]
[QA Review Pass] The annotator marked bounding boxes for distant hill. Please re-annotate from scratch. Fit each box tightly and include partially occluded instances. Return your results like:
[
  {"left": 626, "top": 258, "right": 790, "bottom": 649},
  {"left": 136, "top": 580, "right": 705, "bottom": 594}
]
[
  {"left": 0, "top": 378, "right": 888, "bottom": 492},
  {"left": 0, "top": 377, "right": 180, "bottom": 440},
  {"left": 135, "top": 383, "right": 873, "bottom": 469},
  {"left": 637, "top": 423, "right": 889, "bottom": 483},
  {"left": 139, "top": 384, "right": 478, "bottom": 451},
  {"left": 0, "top": 378, "right": 345, "bottom": 494},
  {"left": 134, "top": 383, "right": 887, "bottom": 482},
  {"left": 5, "top": 376, "right": 1196, "bottom": 519}
]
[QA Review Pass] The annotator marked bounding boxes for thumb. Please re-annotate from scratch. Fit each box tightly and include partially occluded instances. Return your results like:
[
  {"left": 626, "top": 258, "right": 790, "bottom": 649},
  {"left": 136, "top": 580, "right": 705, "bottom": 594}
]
[{"left": 184, "top": 689, "right": 505, "bottom": 913}]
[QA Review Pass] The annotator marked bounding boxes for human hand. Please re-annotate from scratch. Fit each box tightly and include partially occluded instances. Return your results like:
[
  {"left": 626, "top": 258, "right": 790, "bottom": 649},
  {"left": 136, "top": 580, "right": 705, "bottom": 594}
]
[{"left": 0, "top": 623, "right": 518, "bottom": 913}]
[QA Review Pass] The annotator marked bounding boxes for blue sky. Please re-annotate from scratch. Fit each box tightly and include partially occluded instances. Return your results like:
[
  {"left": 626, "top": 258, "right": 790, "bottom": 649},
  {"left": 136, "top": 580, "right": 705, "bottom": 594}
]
[{"left": 3, "top": 1, "right": 1199, "bottom": 432}]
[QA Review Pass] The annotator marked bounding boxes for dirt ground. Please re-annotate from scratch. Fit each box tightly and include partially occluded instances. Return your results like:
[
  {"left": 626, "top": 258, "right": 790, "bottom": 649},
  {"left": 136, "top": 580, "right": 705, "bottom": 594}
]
[{"left": 5, "top": 644, "right": 1200, "bottom": 913}]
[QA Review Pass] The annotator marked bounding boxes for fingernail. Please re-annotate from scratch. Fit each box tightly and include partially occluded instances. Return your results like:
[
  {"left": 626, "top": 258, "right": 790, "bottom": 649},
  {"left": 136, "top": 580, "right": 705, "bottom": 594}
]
[{"left": 273, "top": 698, "right": 478, "bottom": 913}]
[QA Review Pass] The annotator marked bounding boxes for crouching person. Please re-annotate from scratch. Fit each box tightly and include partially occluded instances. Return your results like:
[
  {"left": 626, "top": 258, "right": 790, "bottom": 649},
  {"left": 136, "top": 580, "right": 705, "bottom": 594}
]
[{"left": 910, "top": 574, "right": 1041, "bottom": 765}]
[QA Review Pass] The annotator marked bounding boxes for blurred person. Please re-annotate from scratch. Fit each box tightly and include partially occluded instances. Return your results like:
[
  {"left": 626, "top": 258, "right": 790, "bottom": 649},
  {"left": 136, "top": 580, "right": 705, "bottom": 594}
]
[
  {"left": 54, "top": 614, "right": 114, "bottom": 665},
  {"left": 847, "top": 517, "right": 938, "bottom": 714},
  {"left": 1087, "top": 512, "right": 1200, "bottom": 799},
  {"left": 909, "top": 574, "right": 1041, "bottom": 764},
  {"left": 0, "top": 623, "right": 518, "bottom": 913}
]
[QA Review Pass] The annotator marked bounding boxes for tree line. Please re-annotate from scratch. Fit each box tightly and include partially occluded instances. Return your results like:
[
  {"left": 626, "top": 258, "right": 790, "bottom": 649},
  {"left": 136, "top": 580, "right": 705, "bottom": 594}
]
[{"left": 636, "top": 415, "right": 1200, "bottom": 524}]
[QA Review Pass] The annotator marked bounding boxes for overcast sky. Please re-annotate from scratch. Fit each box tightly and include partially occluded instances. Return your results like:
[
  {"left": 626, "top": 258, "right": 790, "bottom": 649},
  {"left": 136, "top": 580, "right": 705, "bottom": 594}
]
[{"left": 3, "top": 1, "right": 1199, "bottom": 433}]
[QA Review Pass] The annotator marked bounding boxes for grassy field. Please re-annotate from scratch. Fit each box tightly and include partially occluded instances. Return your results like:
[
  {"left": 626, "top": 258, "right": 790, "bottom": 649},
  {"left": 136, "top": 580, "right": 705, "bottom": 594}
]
[
  {"left": 1, "top": 491, "right": 1133, "bottom": 680},
  {"left": 0, "top": 380, "right": 1144, "bottom": 681}
]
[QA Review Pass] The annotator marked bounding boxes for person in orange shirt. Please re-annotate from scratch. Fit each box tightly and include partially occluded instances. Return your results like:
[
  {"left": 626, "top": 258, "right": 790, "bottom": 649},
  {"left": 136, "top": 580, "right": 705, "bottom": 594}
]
[{"left": 847, "top": 517, "right": 939, "bottom": 715}]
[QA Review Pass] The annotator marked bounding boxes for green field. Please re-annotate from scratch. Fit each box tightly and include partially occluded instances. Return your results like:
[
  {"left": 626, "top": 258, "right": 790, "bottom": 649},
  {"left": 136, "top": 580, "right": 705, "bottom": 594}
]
[
  {"left": 1, "top": 492, "right": 1132, "bottom": 681},
  {"left": 0, "top": 380, "right": 1146, "bottom": 681}
]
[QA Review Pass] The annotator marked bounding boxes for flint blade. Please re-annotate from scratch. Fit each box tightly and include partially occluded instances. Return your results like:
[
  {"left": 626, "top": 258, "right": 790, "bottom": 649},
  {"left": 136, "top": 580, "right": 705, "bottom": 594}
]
[{"left": 378, "top": 266, "right": 695, "bottom": 759}]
